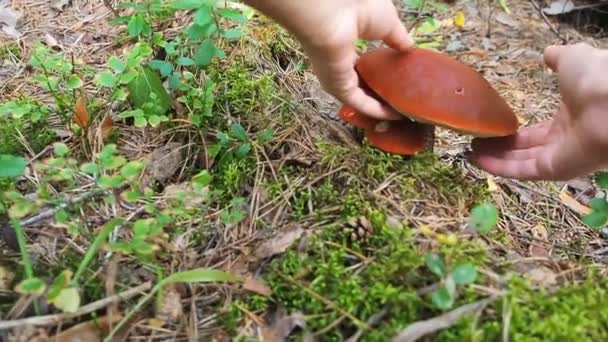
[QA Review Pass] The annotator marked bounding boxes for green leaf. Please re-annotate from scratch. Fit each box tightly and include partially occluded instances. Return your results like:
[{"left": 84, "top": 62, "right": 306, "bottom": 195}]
[
  {"left": 171, "top": 0, "right": 205, "bottom": 10},
  {"left": 469, "top": 203, "right": 498, "bottom": 233},
  {"left": 217, "top": 8, "right": 248, "bottom": 23},
  {"left": 148, "top": 115, "right": 162, "bottom": 127},
  {"left": 193, "top": 40, "right": 218, "bottom": 67},
  {"left": 187, "top": 22, "right": 217, "bottom": 40},
  {"left": 121, "top": 161, "right": 145, "bottom": 179},
  {"left": 595, "top": 171, "right": 608, "bottom": 189},
  {"left": 582, "top": 198, "right": 608, "bottom": 229},
  {"left": 119, "top": 69, "right": 138, "bottom": 84},
  {"left": 229, "top": 123, "right": 247, "bottom": 142},
  {"left": 425, "top": 254, "right": 445, "bottom": 277},
  {"left": 451, "top": 263, "right": 478, "bottom": 285},
  {"left": 193, "top": 6, "right": 213, "bottom": 26},
  {"left": 0, "top": 154, "right": 27, "bottom": 178},
  {"left": 102, "top": 155, "right": 127, "bottom": 170},
  {"left": 47, "top": 270, "right": 72, "bottom": 301},
  {"left": 431, "top": 286, "right": 454, "bottom": 310},
  {"left": 16, "top": 277, "right": 46, "bottom": 296},
  {"left": 159, "top": 268, "right": 240, "bottom": 287},
  {"left": 50, "top": 287, "right": 80, "bottom": 313},
  {"left": 80, "top": 162, "right": 98, "bottom": 175},
  {"left": 127, "top": 15, "right": 145, "bottom": 37},
  {"left": 134, "top": 116, "right": 148, "bottom": 127},
  {"left": 149, "top": 60, "right": 173, "bottom": 77},
  {"left": 221, "top": 28, "right": 241, "bottom": 40},
  {"left": 67, "top": 75, "right": 83, "bottom": 89},
  {"left": 55, "top": 209, "right": 69, "bottom": 224},
  {"left": 235, "top": 143, "right": 251, "bottom": 158},
  {"left": 73, "top": 218, "right": 124, "bottom": 283},
  {"left": 193, "top": 170, "right": 213, "bottom": 186},
  {"left": 120, "top": 109, "right": 144, "bottom": 119},
  {"left": 258, "top": 128, "right": 274, "bottom": 143},
  {"left": 122, "top": 190, "right": 141, "bottom": 203},
  {"left": 53, "top": 143, "right": 69, "bottom": 157},
  {"left": 97, "top": 175, "right": 124, "bottom": 189},
  {"left": 95, "top": 71, "right": 117, "bottom": 88},
  {"left": 108, "top": 56, "right": 127, "bottom": 73},
  {"left": 127, "top": 66, "right": 172, "bottom": 116},
  {"left": 176, "top": 57, "right": 195, "bottom": 66}
]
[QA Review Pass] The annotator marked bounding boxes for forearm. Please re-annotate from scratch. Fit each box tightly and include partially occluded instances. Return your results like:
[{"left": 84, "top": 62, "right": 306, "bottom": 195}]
[{"left": 241, "top": 0, "right": 342, "bottom": 44}]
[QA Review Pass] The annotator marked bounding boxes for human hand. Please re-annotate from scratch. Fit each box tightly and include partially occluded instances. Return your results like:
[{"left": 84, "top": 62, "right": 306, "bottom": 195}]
[
  {"left": 467, "top": 43, "right": 608, "bottom": 181},
  {"left": 243, "top": 0, "right": 413, "bottom": 120}
]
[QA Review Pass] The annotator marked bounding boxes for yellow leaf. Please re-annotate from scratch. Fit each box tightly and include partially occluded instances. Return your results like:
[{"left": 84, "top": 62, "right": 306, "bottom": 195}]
[
  {"left": 419, "top": 225, "right": 436, "bottom": 237},
  {"left": 100, "top": 114, "right": 114, "bottom": 139},
  {"left": 73, "top": 92, "right": 90, "bottom": 129},
  {"left": 486, "top": 177, "right": 499, "bottom": 192},
  {"left": 558, "top": 188, "right": 591, "bottom": 215},
  {"left": 454, "top": 11, "right": 465, "bottom": 29}
]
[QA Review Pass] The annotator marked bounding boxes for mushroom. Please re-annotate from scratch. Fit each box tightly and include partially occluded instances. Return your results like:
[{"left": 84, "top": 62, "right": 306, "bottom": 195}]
[
  {"left": 337, "top": 47, "right": 519, "bottom": 155},
  {"left": 339, "top": 104, "right": 435, "bottom": 155}
]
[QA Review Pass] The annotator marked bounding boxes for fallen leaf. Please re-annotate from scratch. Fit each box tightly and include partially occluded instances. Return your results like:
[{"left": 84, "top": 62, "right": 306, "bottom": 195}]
[
  {"left": 262, "top": 311, "right": 307, "bottom": 342},
  {"left": 141, "top": 142, "right": 184, "bottom": 187},
  {"left": 495, "top": 12, "right": 518, "bottom": 27},
  {"left": 100, "top": 114, "right": 114, "bottom": 139},
  {"left": 559, "top": 187, "right": 591, "bottom": 215},
  {"left": 254, "top": 224, "right": 304, "bottom": 260},
  {"left": 73, "top": 93, "right": 90, "bottom": 129},
  {"left": 0, "top": 264, "right": 15, "bottom": 290},
  {"left": 542, "top": 0, "right": 575, "bottom": 15},
  {"left": 162, "top": 182, "right": 209, "bottom": 209},
  {"left": 155, "top": 284, "right": 183, "bottom": 323},
  {"left": 453, "top": 11, "right": 465, "bottom": 29},
  {"left": 0, "top": 1, "right": 22, "bottom": 38},
  {"left": 242, "top": 277, "right": 273, "bottom": 296},
  {"left": 50, "top": 0, "right": 72, "bottom": 12},
  {"left": 529, "top": 223, "right": 551, "bottom": 258},
  {"left": 392, "top": 298, "right": 497, "bottom": 342},
  {"left": 506, "top": 251, "right": 558, "bottom": 288},
  {"left": 486, "top": 177, "right": 499, "bottom": 192},
  {"left": 51, "top": 314, "right": 123, "bottom": 342},
  {"left": 44, "top": 32, "right": 61, "bottom": 50}
]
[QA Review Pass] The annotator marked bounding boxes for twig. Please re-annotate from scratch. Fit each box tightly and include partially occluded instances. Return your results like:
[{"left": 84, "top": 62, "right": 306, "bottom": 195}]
[
  {"left": 392, "top": 297, "right": 500, "bottom": 342},
  {"left": 346, "top": 306, "right": 390, "bottom": 342},
  {"left": 528, "top": 0, "right": 568, "bottom": 44},
  {"left": 274, "top": 271, "right": 370, "bottom": 330},
  {"left": 20, "top": 189, "right": 109, "bottom": 226},
  {"left": 103, "top": 0, "right": 119, "bottom": 17},
  {"left": 0, "top": 282, "right": 152, "bottom": 330}
]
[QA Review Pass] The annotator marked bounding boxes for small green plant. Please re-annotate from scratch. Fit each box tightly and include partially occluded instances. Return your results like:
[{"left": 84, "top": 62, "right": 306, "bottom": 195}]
[
  {"left": 581, "top": 171, "right": 608, "bottom": 229},
  {"left": 469, "top": 202, "right": 499, "bottom": 233},
  {"left": 425, "top": 253, "right": 478, "bottom": 310}
]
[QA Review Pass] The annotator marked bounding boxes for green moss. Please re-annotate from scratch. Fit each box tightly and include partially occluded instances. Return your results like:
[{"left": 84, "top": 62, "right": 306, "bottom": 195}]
[
  {"left": 208, "top": 62, "right": 277, "bottom": 117},
  {"left": 437, "top": 274, "right": 608, "bottom": 341},
  {"left": 0, "top": 98, "right": 56, "bottom": 156},
  {"left": 0, "top": 42, "right": 21, "bottom": 60}
]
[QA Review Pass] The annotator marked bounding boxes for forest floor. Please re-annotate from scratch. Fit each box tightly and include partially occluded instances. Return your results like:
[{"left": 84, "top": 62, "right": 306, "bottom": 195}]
[{"left": 1, "top": 0, "right": 608, "bottom": 341}]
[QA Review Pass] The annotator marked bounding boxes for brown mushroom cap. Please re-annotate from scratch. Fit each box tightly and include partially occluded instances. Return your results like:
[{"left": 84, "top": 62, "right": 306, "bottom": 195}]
[
  {"left": 355, "top": 47, "right": 519, "bottom": 137},
  {"left": 338, "top": 104, "right": 434, "bottom": 155}
]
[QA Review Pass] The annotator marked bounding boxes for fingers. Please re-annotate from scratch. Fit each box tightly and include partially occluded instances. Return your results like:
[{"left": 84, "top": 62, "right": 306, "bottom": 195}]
[
  {"left": 543, "top": 45, "right": 565, "bottom": 72},
  {"left": 383, "top": 21, "right": 414, "bottom": 51},
  {"left": 468, "top": 154, "right": 546, "bottom": 181},
  {"left": 470, "top": 121, "right": 552, "bottom": 154},
  {"left": 341, "top": 84, "right": 403, "bottom": 120}
]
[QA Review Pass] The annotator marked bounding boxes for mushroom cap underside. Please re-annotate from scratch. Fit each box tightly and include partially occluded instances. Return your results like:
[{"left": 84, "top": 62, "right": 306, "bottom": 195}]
[
  {"left": 355, "top": 47, "right": 519, "bottom": 137},
  {"left": 338, "top": 104, "right": 434, "bottom": 155}
]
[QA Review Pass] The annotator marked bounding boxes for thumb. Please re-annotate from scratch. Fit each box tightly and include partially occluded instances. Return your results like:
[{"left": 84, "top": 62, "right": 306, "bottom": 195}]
[
  {"left": 383, "top": 21, "right": 414, "bottom": 51},
  {"left": 543, "top": 45, "right": 565, "bottom": 72}
]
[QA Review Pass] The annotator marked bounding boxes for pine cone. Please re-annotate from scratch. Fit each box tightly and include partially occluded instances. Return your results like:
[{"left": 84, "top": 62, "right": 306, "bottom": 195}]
[{"left": 344, "top": 216, "right": 374, "bottom": 242}]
